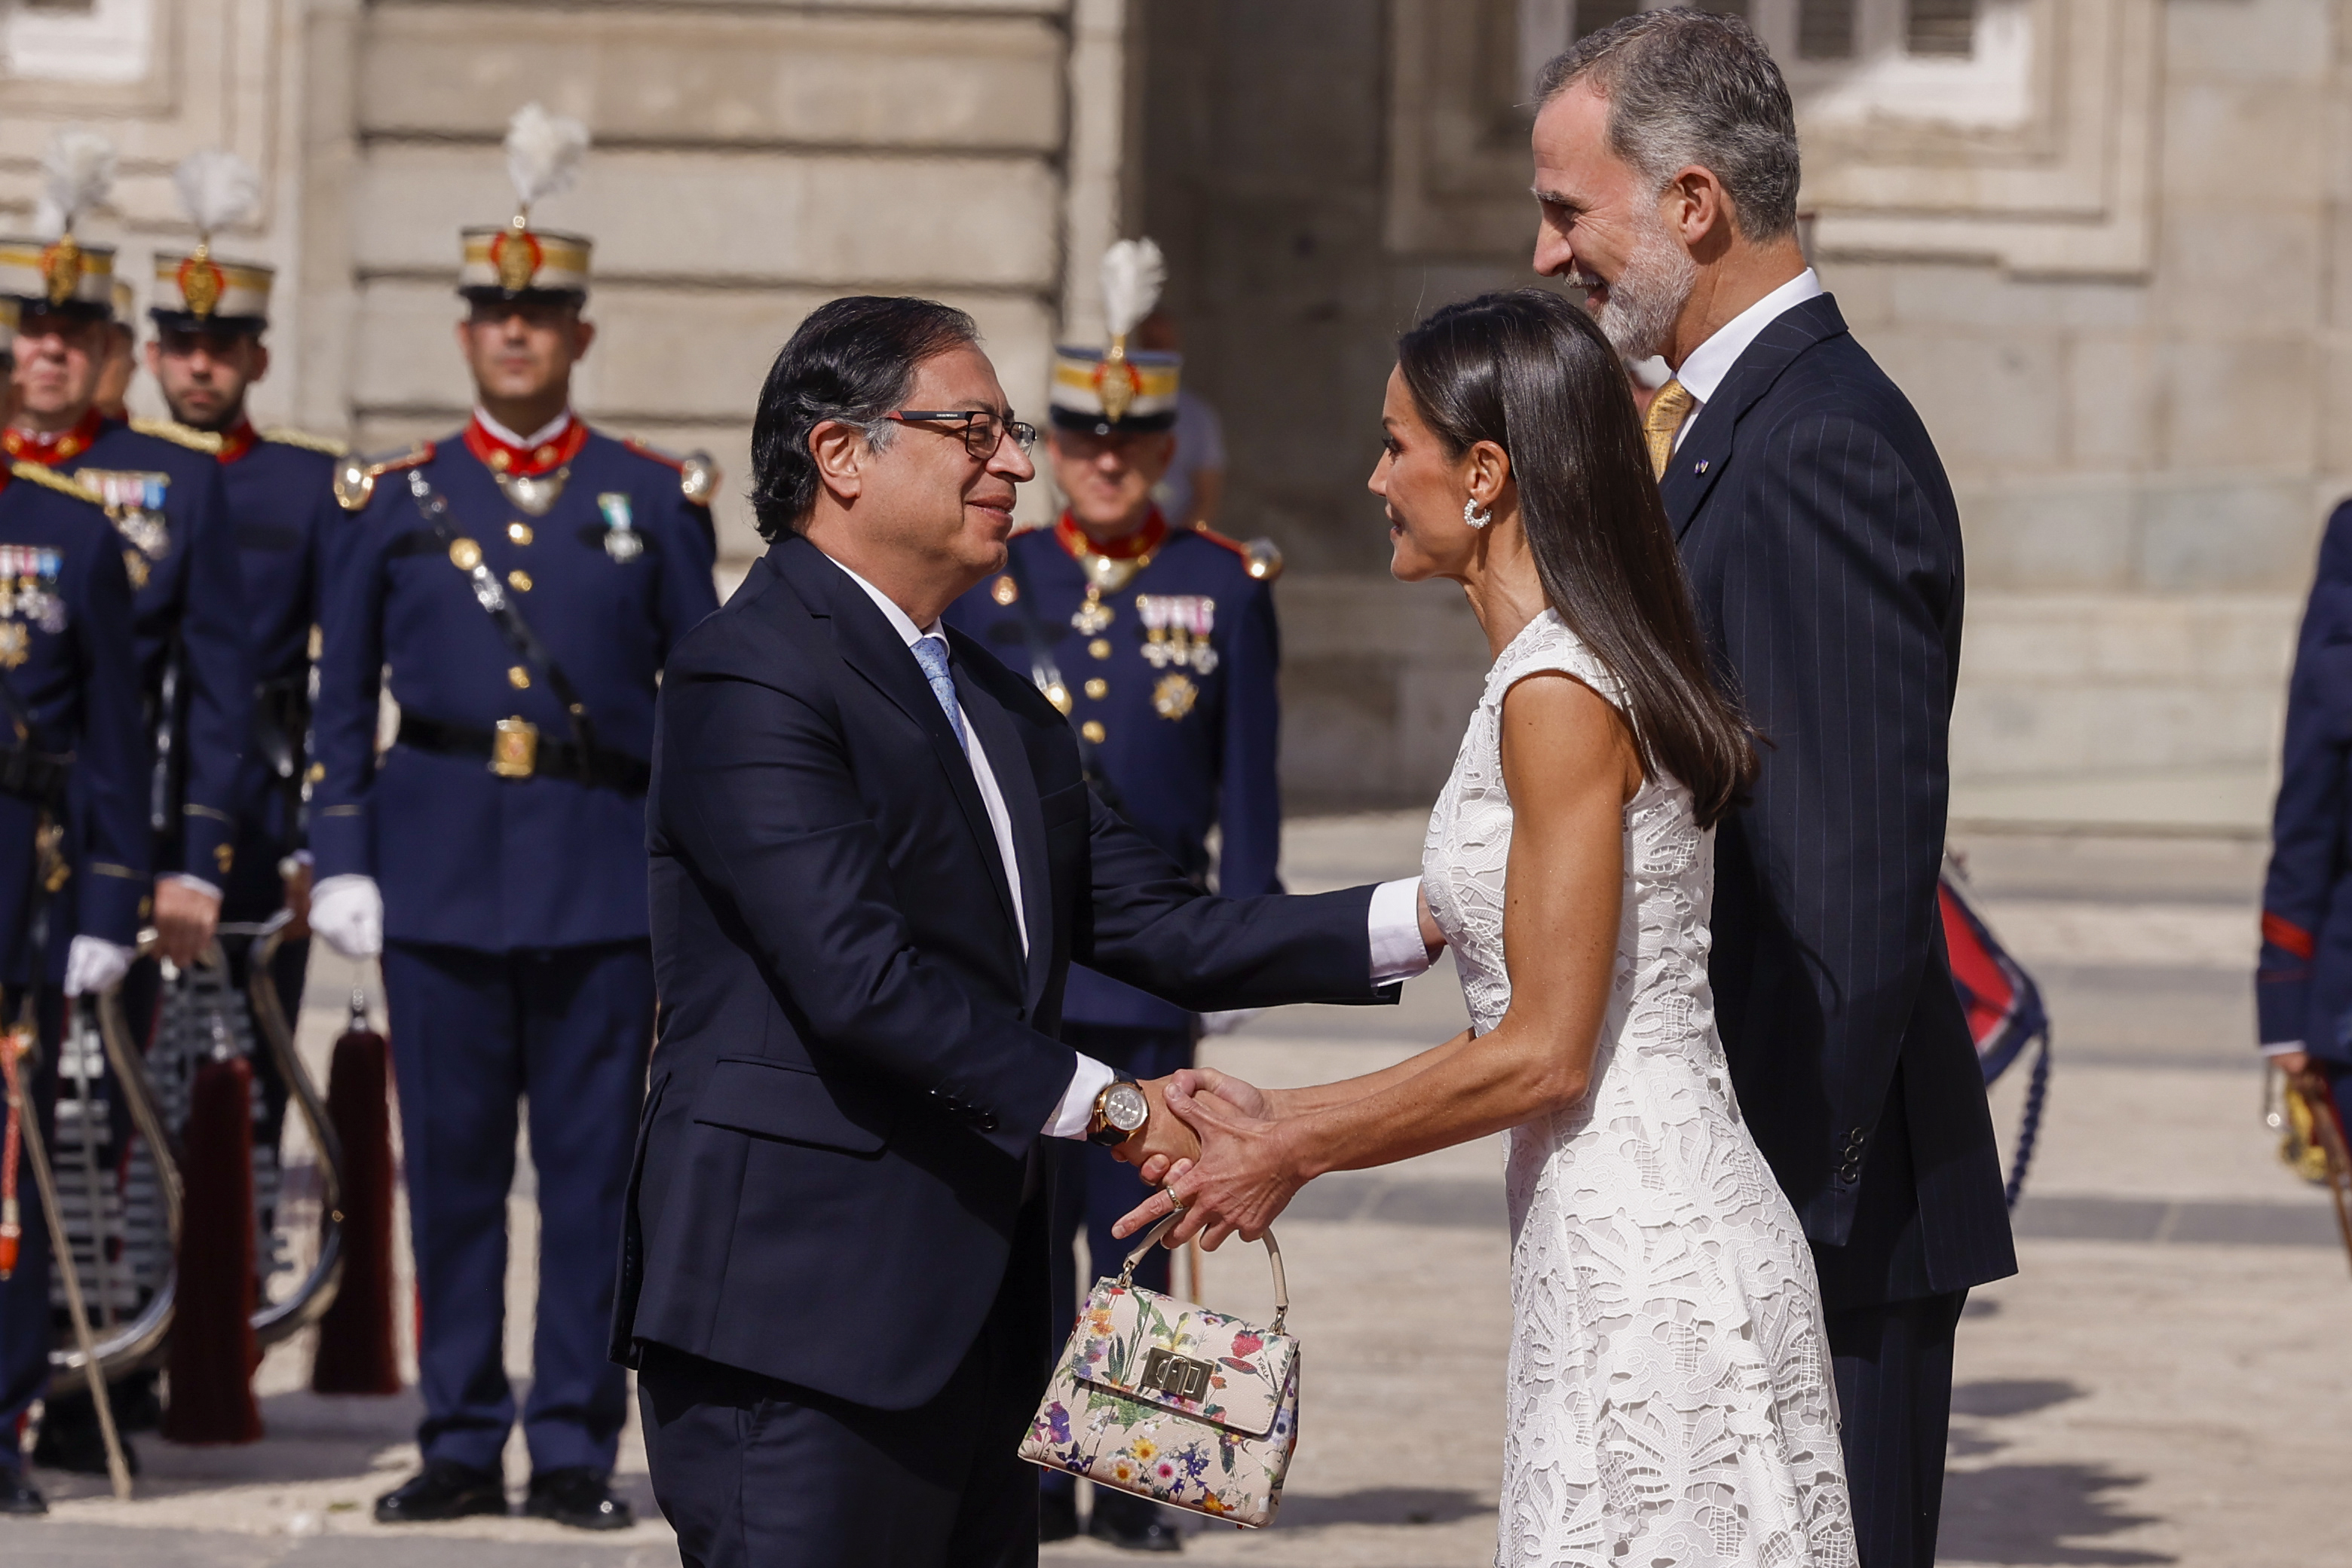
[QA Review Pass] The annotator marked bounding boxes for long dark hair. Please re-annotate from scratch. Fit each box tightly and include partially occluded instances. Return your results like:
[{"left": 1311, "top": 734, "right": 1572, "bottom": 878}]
[{"left": 1396, "top": 289, "right": 1756, "bottom": 826}]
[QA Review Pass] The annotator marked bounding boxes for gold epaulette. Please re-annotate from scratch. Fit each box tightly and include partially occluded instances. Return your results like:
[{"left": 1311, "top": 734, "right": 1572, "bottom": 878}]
[
  {"left": 332, "top": 442, "right": 435, "bottom": 513},
  {"left": 128, "top": 415, "right": 225, "bottom": 455},
  {"left": 8, "top": 461, "right": 103, "bottom": 507},
  {"left": 262, "top": 427, "right": 350, "bottom": 458},
  {"left": 1194, "top": 523, "right": 1284, "bottom": 583},
  {"left": 623, "top": 436, "right": 722, "bottom": 507}
]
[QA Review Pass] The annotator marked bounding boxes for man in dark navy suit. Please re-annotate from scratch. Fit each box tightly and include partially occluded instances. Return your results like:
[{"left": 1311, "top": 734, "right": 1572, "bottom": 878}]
[
  {"left": 1530, "top": 16, "right": 2016, "bottom": 1566},
  {"left": 0, "top": 329, "right": 156, "bottom": 1518},
  {"left": 618, "top": 296, "right": 1437, "bottom": 1568},
  {"left": 2257, "top": 505, "right": 2352, "bottom": 1114},
  {"left": 308, "top": 171, "right": 718, "bottom": 1531},
  {"left": 945, "top": 286, "right": 1285, "bottom": 1552},
  {"left": 145, "top": 228, "right": 344, "bottom": 1143}
]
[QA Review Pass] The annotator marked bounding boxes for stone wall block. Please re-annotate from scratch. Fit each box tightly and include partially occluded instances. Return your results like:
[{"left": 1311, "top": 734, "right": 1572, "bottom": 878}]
[
  {"left": 354, "top": 146, "right": 1061, "bottom": 288},
  {"left": 1957, "top": 483, "right": 2135, "bottom": 592},
  {"left": 2161, "top": 81, "right": 2326, "bottom": 207},
  {"left": 2065, "top": 337, "right": 2156, "bottom": 473},
  {"left": 360, "top": 7, "right": 1062, "bottom": 151},
  {"left": 1867, "top": 334, "right": 2065, "bottom": 479},
  {"left": 2137, "top": 478, "right": 2323, "bottom": 591},
  {"left": 2153, "top": 340, "right": 2319, "bottom": 473},
  {"left": 2152, "top": 210, "right": 2322, "bottom": 335},
  {"left": 2164, "top": 0, "right": 2332, "bottom": 84},
  {"left": 1876, "top": 263, "right": 2145, "bottom": 334}
]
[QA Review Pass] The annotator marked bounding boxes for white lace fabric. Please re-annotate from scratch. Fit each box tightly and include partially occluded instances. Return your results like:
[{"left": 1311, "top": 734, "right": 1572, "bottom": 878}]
[{"left": 1422, "top": 611, "right": 1855, "bottom": 1568}]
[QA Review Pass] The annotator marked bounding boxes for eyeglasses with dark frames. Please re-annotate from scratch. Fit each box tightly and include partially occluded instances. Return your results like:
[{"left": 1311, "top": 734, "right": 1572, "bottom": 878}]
[{"left": 890, "top": 409, "right": 1040, "bottom": 459}]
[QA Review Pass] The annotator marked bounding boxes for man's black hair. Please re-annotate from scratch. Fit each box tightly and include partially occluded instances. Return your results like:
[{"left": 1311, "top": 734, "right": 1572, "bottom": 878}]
[{"left": 748, "top": 296, "right": 980, "bottom": 541}]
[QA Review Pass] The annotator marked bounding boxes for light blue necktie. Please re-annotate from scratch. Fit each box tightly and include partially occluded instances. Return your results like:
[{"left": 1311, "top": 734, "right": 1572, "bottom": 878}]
[{"left": 910, "top": 635, "right": 967, "bottom": 755}]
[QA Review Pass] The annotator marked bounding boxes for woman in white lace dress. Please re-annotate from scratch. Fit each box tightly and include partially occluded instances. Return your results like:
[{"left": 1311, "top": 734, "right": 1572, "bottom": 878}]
[{"left": 1117, "top": 290, "right": 1854, "bottom": 1566}]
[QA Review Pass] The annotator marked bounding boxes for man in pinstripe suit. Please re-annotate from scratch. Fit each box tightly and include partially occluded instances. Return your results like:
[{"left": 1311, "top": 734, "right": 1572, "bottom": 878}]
[{"left": 1530, "top": 16, "right": 2016, "bottom": 1566}]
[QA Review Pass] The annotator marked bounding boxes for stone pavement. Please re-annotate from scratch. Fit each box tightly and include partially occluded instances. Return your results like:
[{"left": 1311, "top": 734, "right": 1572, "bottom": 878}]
[{"left": 7, "top": 814, "right": 2349, "bottom": 1566}]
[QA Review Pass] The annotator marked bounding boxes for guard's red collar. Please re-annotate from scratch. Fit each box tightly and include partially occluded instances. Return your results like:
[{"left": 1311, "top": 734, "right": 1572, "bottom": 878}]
[
  {"left": 2, "top": 407, "right": 106, "bottom": 467},
  {"left": 216, "top": 418, "right": 259, "bottom": 464},
  {"left": 1054, "top": 508, "right": 1168, "bottom": 562},
  {"left": 463, "top": 411, "right": 587, "bottom": 477}
]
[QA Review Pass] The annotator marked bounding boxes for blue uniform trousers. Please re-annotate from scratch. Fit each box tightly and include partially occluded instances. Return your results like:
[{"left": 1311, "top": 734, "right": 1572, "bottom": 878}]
[
  {"left": 0, "top": 991, "right": 64, "bottom": 1472},
  {"left": 1040, "top": 1022, "right": 1193, "bottom": 1519},
  {"left": 383, "top": 939, "right": 652, "bottom": 1476}
]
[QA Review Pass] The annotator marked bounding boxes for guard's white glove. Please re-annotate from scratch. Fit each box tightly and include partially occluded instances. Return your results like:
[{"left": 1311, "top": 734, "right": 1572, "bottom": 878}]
[
  {"left": 308, "top": 874, "right": 384, "bottom": 959},
  {"left": 63, "top": 936, "right": 135, "bottom": 997}
]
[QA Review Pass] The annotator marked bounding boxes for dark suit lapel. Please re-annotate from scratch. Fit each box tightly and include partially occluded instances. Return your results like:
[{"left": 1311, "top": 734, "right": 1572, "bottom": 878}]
[
  {"left": 1661, "top": 292, "right": 1851, "bottom": 540},
  {"left": 955, "top": 660, "right": 1055, "bottom": 1006},
  {"left": 770, "top": 537, "right": 1020, "bottom": 934}
]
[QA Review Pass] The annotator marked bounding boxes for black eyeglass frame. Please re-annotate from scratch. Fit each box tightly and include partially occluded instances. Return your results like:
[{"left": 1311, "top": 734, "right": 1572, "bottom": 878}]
[{"left": 890, "top": 409, "right": 1040, "bottom": 458}]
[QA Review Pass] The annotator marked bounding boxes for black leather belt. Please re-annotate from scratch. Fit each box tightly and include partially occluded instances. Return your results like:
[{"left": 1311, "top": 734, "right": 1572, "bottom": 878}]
[
  {"left": 0, "top": 741, "right": 71, "bottom": 807},
  {"left": 395, "top": 712, "right": 650, "bottom": 795}
]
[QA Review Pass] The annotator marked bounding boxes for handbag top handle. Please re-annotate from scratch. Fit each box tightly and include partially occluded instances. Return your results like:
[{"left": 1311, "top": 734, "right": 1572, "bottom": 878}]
[{"left": 1117, "top": 1211, "right": 1289, "bottom": 1336}]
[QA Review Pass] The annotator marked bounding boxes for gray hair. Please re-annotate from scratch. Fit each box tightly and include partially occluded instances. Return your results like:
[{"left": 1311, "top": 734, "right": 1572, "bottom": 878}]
[{"left": 1535, "top": 10, "right": 1800, "bottom": 243}]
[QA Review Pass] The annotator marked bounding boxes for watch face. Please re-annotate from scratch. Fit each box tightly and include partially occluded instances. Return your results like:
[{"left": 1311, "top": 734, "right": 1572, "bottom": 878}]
[{"left": 1104, "top": 1081, "right": 1150, "bottom": 1134}]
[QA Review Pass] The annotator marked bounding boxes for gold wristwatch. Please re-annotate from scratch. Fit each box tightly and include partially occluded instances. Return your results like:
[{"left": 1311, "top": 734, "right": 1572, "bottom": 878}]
[{"left": 1085, "top": 1078, "right": 1150, "bottom": 1147}]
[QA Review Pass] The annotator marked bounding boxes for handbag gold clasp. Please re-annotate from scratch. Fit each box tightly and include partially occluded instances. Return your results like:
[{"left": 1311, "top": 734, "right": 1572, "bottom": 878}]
[
  {"left": 491, "top": 718, "right": 539, "bottom": 779},
  {"left": 1140, "top": 1346, "right": 1214, "bottom": 1401}
]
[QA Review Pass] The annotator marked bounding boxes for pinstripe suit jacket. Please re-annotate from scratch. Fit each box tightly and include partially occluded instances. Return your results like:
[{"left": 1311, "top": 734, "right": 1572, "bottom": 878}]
[{"left": 1664, "top": 292, "right": 2016, "bottom": 1310}]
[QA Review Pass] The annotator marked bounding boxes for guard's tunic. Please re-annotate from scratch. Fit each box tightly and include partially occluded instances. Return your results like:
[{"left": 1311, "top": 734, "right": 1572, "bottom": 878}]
[
  {"left": 0, "top": 462, "right": 154, "bottom": 1473},
  {"left": 311, "top": 413, "right": 716, "bottom": 1475},
  {"left": 945, "top": 510, "right": 1282, "bottom": 1352},
  {"left": 2, "top": 409, "right": 251, "bottom": 890}
]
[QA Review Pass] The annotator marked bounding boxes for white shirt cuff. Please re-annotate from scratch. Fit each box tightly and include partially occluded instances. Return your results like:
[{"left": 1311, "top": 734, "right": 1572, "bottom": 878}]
[
  {"left": 1045, "top": 1052, "right": 1119, "bottom": 1139},
  {"left": 2261, "top": 1041, "right": 2308, "bottom": 1058},
  {"left": 1368, "top": 876, "right": 1433, "bottom": 984},
  {"left": 161, "top": 872, "right": 222, "bottom": 902}
]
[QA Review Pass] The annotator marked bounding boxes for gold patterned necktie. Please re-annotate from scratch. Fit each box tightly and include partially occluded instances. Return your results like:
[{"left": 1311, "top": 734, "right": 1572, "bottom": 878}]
[{"left": 1642, "top": 379, "right": 1695, "bottom": 481}]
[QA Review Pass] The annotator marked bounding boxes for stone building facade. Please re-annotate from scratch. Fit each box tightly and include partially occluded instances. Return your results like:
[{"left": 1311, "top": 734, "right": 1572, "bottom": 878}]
[{"left": 5, "top": 0, "right": 2340, "bottom": 827}]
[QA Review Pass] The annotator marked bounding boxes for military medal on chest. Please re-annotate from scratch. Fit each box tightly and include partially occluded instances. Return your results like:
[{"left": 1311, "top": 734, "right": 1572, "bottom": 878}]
[
  {"left": 1135, "top": 593, "right": 1218, "bottom": 676},
  {"left": 0, "top": 545, "right": 66, "bottom": 670},
  {"left": 80, "top": 470, "right": 173, "bottom": 568},
  {"left": 598, "top": 492, "right": 642, "bottom": 562}
]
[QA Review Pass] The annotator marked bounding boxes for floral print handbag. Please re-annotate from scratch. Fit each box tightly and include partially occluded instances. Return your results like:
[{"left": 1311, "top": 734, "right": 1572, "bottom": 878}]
[{"left": 1020, "top": 1213, "right": 1300, "bottom": 1527}]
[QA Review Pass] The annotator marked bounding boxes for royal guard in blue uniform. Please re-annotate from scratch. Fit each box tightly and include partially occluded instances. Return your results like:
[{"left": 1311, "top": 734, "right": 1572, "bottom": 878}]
[
  {"left": 945, "top": 239, "right": 1284, "bottom": 1554},
  {"left": 0, "top": 313, "right": 155, "bottom": 1519},
  {"left": 145, "top": 150, "right": 346, "bottom": 1123},
  {"left": 1, "top": 137, "right": 253, "bottom": 1473},
  {"left": 306, "top": 106, "right": 718, "bottom": 1531},
  {"left": 2259, "top": 499, "right": 2352, "bottom": 1124}
]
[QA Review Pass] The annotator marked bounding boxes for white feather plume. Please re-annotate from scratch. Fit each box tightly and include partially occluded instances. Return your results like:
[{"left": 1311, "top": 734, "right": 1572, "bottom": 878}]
[
  {"left": 173, "top": 150, "right": 262, "bottom": 238},
  {"left": 504, "top": 103, "right": 590, "bottom": 213},
  {"left": 1099, "top": 237, "right": 1166, "bottom": 342},
  {"left": 37, "top": 129, "right": 116, "bottom": 239}
]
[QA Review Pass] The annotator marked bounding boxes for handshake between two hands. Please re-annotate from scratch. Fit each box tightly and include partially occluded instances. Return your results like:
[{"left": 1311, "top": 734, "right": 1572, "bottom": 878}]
[{"left": 1107, "top": 1067, "right": 1304, "bottom": 1255}]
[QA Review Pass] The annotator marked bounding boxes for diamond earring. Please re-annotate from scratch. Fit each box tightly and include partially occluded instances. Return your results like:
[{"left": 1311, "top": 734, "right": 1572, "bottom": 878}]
[{"left": 1463, "top": 497, "right": 1493, "bottom": 528}]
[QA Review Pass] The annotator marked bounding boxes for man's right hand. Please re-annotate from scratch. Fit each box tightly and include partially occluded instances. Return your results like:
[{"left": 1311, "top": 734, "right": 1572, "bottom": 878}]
[
  {"left": 309, "top": 874, "right": 384, "bottom": 959},
  {"left": 1112, "top": 1074, "right": 1202, "bottom": 1174},
  {"left": 1132, "top": 1066, "right": 1279, "bottom": 1187}
]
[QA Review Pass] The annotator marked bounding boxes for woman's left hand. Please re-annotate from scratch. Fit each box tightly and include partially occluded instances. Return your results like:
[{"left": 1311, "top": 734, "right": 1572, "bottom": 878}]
[{"left": 1110, "top": 1076, "right": 1309, "bottom": 1250}]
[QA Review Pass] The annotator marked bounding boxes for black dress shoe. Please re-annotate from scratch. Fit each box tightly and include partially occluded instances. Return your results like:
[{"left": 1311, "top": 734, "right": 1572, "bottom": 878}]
[
  {"left": 373, "top": 1460, "right": 507, "bottom": 1523},
  {"left": 522, "top": 1467, "right": 633, "bottom": 1531},
  {"left": 1089, "top": 1495, "right": 1184, "bottom": 1553},
  {"left": 1039, "top": 1486, "right": 1080, "bottom": 1542},
  {"left": 0, "top": 1468, "right": 46, "bottom": 1517},
  {"left": 31, "top": 1396, "right": 139, "bottom": 1478}
]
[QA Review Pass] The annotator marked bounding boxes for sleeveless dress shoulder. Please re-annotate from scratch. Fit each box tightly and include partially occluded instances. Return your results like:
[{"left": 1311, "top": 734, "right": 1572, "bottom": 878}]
[{"left": 1421, "top": 609, "right": 1855, "bottom": 1568}]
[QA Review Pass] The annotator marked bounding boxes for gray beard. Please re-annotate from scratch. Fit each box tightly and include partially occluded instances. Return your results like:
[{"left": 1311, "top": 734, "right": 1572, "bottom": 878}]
[{"left": 1595, "top": 222, "right": 1697, "bottom": 362}]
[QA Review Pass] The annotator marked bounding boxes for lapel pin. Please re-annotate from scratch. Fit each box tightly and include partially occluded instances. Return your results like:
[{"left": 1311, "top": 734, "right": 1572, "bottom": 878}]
[{"left": 1694, "top": 459, "right": 1710, "bottom": 475}]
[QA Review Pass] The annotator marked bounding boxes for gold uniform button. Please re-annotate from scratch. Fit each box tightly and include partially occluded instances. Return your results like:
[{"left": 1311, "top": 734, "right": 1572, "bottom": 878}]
[
  {"left": 1084, "top": 678, "right": 1108, "bottom": 700},
  {"left": 1089, "top": 638, "right": 1112, "bottom": 660},
  {"left": 508, "top": 569, "right": 533, "bottom": 593},
  {"left": 990, "top": 574, "right": 1018, "bottom": 606},
  {"left": 449, "top": 537, "right": 482, "bottom": 571},
  {"left": 507, "top": 521, "right": 534, "bottom": 545},
  {"left": 307, "top": 762, "right": 326, "bottom": 782},
  {"left": 508, "top": 665, "right": 531, "bottom": 689},
  {"left": 1080, "top": 720, "right": 1107, "bottom": 743}
]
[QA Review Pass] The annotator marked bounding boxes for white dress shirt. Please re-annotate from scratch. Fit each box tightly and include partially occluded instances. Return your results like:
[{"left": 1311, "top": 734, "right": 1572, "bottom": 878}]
[
  {"left": 1669, "top": 268, "right": 1825, "bottom": 450},
  {"left": 473, "top": 406, "right": 574, "bottom": 451},
  {"left": 824, "top": 553, "right": 1433, "bottom": 1139}
]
